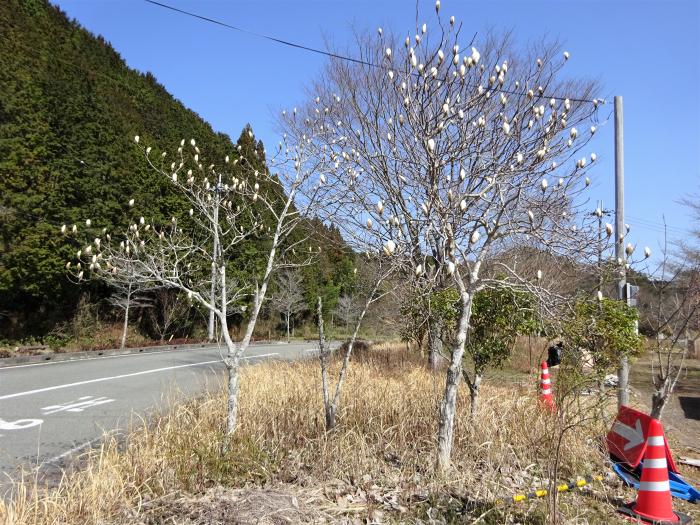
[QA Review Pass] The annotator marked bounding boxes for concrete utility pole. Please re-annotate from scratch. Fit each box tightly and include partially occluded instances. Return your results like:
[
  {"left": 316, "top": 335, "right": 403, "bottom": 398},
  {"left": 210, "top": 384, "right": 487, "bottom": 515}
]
[
  {"left": 208, "top": 174, "right": 222, "bottom": 341},
  {"left": 615, "top": 95, "right": 629, "bottom": 408}
]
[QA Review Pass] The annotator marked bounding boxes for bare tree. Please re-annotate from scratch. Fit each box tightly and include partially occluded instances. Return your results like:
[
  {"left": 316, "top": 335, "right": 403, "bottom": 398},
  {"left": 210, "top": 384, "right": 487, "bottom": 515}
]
[
  {"left": 287, "top": 6, "right": 618, "bottom": 470},
  {"left": 64, "top": 130, "right": 324, "bottom": 436},
  {"left": 270, "top": 269, "right": 307, "bottom": 342},
  {"left": 146, "top": 287, "right": 192, "bottom": 342},
  {"left": 641, "top": 223, "right": 700, "bottom": 419},
  {"left": 106, "top": 279, "right": 151, "bottom": 350},
  {"left": 317, "top": 256, "right": 393, "bottom": 430},
  {"left": 334, "top": 293, "right": 360, "bottom": 333}
]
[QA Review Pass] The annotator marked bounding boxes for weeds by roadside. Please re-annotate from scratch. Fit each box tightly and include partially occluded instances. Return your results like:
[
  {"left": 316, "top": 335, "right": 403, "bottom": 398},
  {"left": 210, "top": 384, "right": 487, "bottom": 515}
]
[{"left": 1, "top": 343, "right": 635, "bottom": 524}]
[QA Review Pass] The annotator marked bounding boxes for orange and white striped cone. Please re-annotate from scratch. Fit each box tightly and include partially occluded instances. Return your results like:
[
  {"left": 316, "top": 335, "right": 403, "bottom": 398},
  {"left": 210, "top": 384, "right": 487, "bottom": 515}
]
[
  {"left": 539, "top": 361, "right": 555, "bottom": 411},
  {"left": 617, "top": 419, "right": 690, "bottom": 524}
]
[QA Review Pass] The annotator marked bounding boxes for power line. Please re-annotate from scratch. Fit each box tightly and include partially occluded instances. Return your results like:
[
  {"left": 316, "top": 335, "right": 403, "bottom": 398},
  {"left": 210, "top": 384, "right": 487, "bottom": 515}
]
[{"left": 143, "top": 0, "right": 602, "bottom": 104}]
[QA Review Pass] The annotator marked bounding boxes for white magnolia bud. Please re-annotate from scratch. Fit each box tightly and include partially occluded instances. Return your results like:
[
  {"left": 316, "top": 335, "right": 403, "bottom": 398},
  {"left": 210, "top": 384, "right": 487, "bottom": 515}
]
[
  {"left": 85, "top": 219, "right": 91, "bottom": 227},
  {"left": 470, "top": 47, "right": 480, "bottom": 64},
  {"left": 502, "top": 121, "right": 511, "bottom": 135},
  {"left": 129, "top": 198, "right": 135, "bottom": 207},
  {"left": 540, "top": 179, "right": 548, "bottom": 192},
  {"left": 366, "top": 218, "right": 373, "bottom": 229},
  {"left": 383, "top": 239, "right": 396, "bottom": 255},
  {"left": 376, "top": 200, "right": 384, "bottom": 214},
  {"left": 60, "top": 224, "right": 67, "bottom": 234},
  {"left": 644, "top": 246, "right": 651, "bottom": 258},
  {"left": 134, "top": 135, "right": 140, "bottom": 143},
  {"left": 459, "top": 199, "right": 467, "bottom": 211},
  {"left": 537, "top": 270, "right": 542, "bottom": 281},
  {"left": 563, "top": 51, "right": 570, "bottom": 60},
  {"left": 415, "top": 263, "right": 423, "bottom": 276},
  {"left": 189, "top": 208, "right": 194, "bottom": 216},
  {"left": 470, "top": 230, "right": 480, "bottom": 244},
  {"left": 625, "top": 243, "right": 634, "bottom": 256},
  {"left": 597, "top": 290, "right": 603, "bottom": 301},
  {"left": 605, "top": 223, "right": 613, "bottom": 236},
  {"left": 446, "top": 261, "right": 455, "bottom": 275}
]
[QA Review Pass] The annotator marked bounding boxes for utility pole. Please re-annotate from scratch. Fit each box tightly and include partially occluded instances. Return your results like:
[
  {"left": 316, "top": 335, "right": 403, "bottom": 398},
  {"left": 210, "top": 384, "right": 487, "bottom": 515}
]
[
  {"left": 615, "top": 95, "right": 629, "bottom": 408},
  {"left": 208, "top": 174, "right": 222, "bottom": 342}
]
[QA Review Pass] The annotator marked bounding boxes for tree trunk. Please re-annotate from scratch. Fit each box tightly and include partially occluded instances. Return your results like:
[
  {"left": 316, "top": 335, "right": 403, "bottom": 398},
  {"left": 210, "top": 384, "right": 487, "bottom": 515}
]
[
  {"left": 469, "top": 374, "right": 482, "bottom": 420},
  {"left": 618, "top": 355, "right": 629, "bottom": 407},
  {"left": 316, "top": 297, "right": 335, "bottom": 430},
  {"left": 436, "top": 292, "right": 472, "bottom": 473},
  {"left": 226, "top": 357, "right": 240, "bottom": 434},
  {"left": 650, "top": 376, "right": 673, "bottom": 420},
  {"left": 286, "top": 311, "right": 290, "bottom": 343},
  {"left": 428, "top": 318, "right": 444, "bottom": 370},
  {"left": 120, "top": 284, "right": 131, "bottom": 351}
]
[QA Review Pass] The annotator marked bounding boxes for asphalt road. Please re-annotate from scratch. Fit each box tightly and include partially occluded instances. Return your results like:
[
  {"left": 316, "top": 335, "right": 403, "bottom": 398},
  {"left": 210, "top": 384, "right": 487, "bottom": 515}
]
[{"left": 0, "top": 341, "right": 319, "bottom": 483}]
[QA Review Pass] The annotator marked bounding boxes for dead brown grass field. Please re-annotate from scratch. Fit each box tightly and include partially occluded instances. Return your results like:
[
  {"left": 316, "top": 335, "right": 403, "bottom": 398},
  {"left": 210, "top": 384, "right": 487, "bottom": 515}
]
[{"left": 4, "top": 343, "right": 693, "bottom": 524}]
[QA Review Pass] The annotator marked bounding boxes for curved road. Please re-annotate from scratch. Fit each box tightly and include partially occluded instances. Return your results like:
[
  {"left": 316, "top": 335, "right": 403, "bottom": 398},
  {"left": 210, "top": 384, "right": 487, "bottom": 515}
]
[{"left": 0, "top": 342, "right": 319, "bottom": 483}]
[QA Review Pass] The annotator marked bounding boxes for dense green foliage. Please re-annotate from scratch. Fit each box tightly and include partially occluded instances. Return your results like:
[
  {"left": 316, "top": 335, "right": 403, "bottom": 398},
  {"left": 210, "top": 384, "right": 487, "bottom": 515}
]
[
  {"left": 465, "top": 288, "right": 538, "bottom": 374},
  {"left": 0, "top": 0, "right": 353, "bottom": 339},
  {"left": 563, "top": 297, "right": 644, "bottom": 374}
]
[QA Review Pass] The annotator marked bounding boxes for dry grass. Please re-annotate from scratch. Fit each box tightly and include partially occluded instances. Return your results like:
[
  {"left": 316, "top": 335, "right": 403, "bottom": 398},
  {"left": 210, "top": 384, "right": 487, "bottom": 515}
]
[{"left": 1, "top": 343, "right": 622, "bottom": 524}]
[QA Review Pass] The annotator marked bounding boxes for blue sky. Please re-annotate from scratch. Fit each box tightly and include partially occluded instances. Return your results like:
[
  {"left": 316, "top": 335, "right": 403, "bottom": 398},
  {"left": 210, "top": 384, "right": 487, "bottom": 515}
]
[{"left": 53, "top": 0, "right": 700, "bottom": 261}]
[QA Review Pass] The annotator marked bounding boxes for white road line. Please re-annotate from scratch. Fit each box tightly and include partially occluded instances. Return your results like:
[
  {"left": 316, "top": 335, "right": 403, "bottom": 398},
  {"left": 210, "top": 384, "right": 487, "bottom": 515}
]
[
  {"left": 0, "top": 353, "right": 279, "bottom": 401},
  {"left": 1, "top": 344, "right": 298, "bottom": 370},
  {"left": 46, "top": 438, "right": 102, "bottom": 464},
  {"left": 0, "top": 348, "right": 206, "bottom": 369}
]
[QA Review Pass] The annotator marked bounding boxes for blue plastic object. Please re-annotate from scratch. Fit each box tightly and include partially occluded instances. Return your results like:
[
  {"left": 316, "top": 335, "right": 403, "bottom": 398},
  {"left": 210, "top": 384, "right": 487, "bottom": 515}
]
[{"left": 612, "top": 461, "right": 700, "bottom": 503}]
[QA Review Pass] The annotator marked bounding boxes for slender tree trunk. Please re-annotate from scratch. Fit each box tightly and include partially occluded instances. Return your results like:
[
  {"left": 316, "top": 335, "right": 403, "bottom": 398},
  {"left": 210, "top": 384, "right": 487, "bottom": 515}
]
[
  {"left": 120, "top": 284, "right": 132, "bottom": 351},
  {"left": 650, "top": 377, "right": 672, "bottom": 420},
  {"left": 469, "top": 373, "right": 482, "bottom": 420},
  {"left": 437, "top": 291, "right": 472, "bottom": 473},
  {"left": 316, "top": 297, "right": 335, "bottom": 429},
  {"left": 428, "top": 319, "right": 444, "bottom": 370},
  {"left": 208, "top": 186, "right": 220, "bottom": 342},
  {"left": 286, "top": 311, "right": 290, "bottom": 343}
]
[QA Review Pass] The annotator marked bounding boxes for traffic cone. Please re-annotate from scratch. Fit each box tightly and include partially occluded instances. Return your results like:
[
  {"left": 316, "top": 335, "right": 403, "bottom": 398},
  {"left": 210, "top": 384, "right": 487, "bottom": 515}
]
[
  {"left": 617, "top": 419, "right": 690, "bottom": 524},
  {"left": 539, "top": 361, "right": 555, "bottom": 411}
]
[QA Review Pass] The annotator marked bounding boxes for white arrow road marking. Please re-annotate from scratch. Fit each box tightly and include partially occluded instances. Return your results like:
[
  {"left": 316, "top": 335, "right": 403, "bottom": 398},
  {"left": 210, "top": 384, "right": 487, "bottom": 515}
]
[
  {"left": 613, "top": 418, "right": 644, "bottom": 451},
  {"left": 0, "top": 417, "right": 43, "bottom": 430},
  {"left": 42, "top": 396, "right": 115, "bottom": 415}
]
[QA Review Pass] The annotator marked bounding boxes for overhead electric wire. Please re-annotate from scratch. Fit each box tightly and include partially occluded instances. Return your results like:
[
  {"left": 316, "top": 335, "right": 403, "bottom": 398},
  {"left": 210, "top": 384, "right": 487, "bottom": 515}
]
[{"left": 143, "top": 0, "right": 602, "bottom": 104}]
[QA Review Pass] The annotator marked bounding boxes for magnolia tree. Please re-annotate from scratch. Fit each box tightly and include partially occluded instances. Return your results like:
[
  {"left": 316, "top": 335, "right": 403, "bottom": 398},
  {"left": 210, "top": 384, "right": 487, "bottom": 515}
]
[
  {"left": 64, "top": 131, "right": 325, "bottom": 435},
  {"left": 283, "top": 3, "right": 628, "bottom": 469}
]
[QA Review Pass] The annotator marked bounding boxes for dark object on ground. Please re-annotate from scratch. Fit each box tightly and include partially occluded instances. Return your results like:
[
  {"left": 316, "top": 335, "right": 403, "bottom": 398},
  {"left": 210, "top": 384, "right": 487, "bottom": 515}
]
[
  {"left": 339, "top": 339, "right": 370, "bottom": 360},
  {"left": 546, "top": 341, "right": 563, "bottom": 368},
  {"left": 678, "top": 396, "right": 700, "bottom": 421}
]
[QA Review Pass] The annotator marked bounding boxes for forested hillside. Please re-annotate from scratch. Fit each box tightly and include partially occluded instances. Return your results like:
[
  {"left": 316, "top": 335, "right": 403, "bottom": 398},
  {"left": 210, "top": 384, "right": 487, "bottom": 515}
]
[{"left": 0, "top": 0, "right": 354, "bottom": 340}]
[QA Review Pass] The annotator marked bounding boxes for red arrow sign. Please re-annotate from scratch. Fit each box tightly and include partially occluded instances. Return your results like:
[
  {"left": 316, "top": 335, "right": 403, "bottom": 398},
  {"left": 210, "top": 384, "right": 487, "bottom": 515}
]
[
  {"left": 606, "top": 405, "right": 678, "bottom": 473},
  {"left": 612, "top": 418, "right": 644, "bottom": 451}
]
